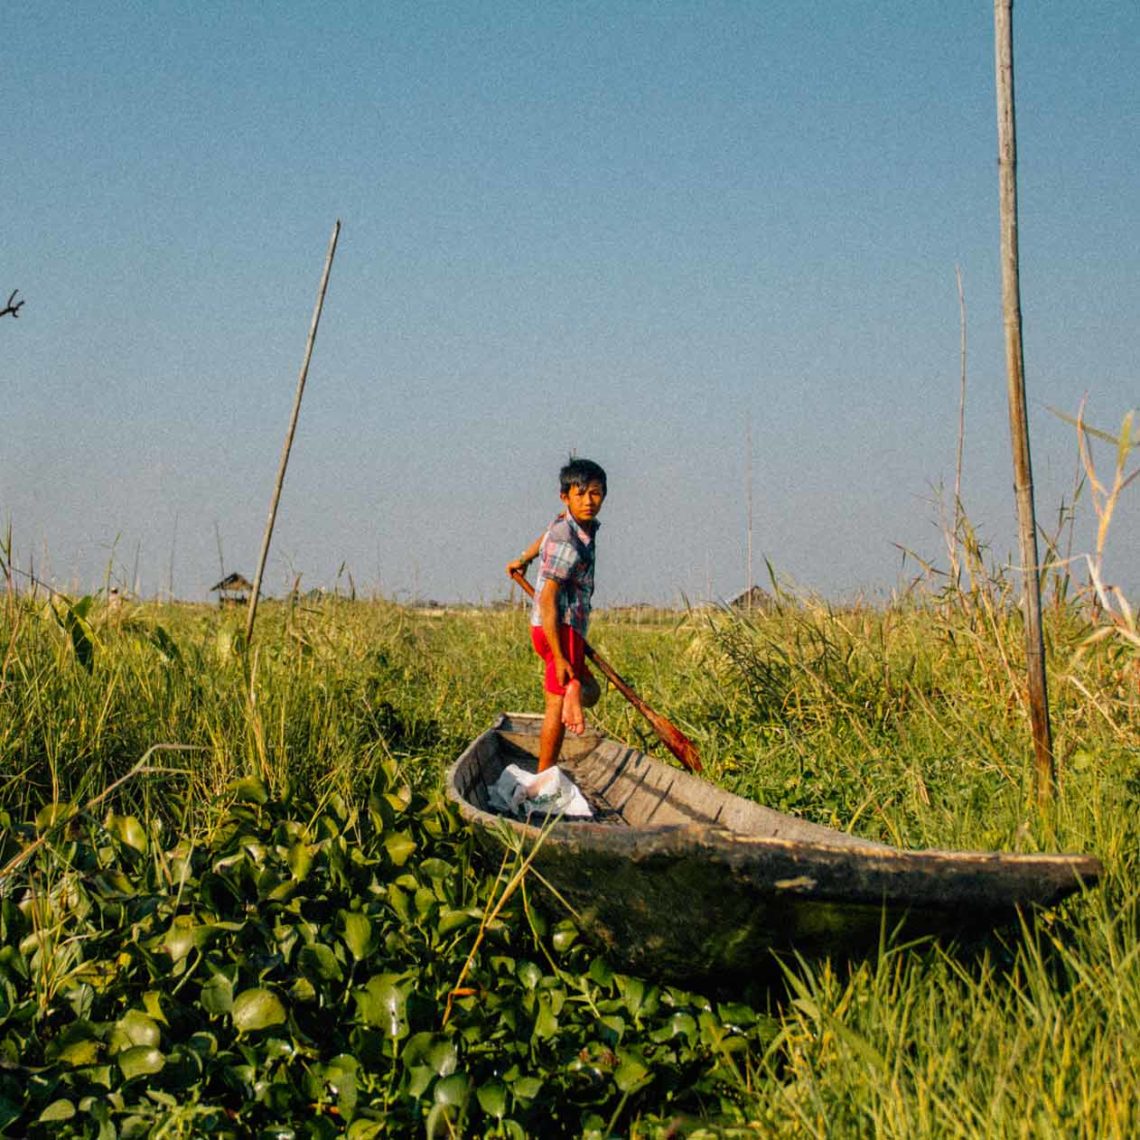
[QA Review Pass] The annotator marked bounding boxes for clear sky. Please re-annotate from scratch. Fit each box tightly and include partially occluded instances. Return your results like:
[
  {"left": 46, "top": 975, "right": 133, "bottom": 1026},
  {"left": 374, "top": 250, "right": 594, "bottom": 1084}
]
[{"left": 4, "top": 3, "right": 1138, "bottom": 606}]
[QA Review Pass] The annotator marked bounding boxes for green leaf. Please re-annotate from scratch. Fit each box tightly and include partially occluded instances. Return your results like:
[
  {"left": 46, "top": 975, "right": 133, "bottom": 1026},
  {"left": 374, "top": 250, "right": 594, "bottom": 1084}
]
[
  {"left": 418, "top": 858, "right": 452, "bottom": 880},
  {"left": 300, "top": 941, "right": 344, "bottom": 983},
  {"left": 413, "top": 887, "right": 437, "bottom": 918},
  {"left": 38, "top": 1100, "right": 76, "bottom": 1123},
  {"left": 110, "top": 1009, "right": 161, "bottom": 1053},
  {"left": 58, "top": 598, "right": 96, "bottom": 671},
  {"left": 533, "top": 998, "right": 558, "bottom": 1040},
  {"left": 617, "top": 975, "right": 646, "bottom": 1017},
  {"left": 588, "top": 958, "right": 614, "bottom": 987},
  {"left": 383, "top": 831, "right": 416, "bottom": 866},
  {"left": 287, "top": 841, "right": 314, "bottom": 881},
  {"left": 229, "top": 776, "right": 269, "bottom": 805},
  {"left": 106, "top": 813, "right": 148, "bottom": 854},
  {"left": 187, "top": 1031, "right": 218, "bottom": 1058},
  {"left": 386, "top": 884, "right": 411, "bottom": 923},
  {"left": 401, "top": 1032, "right": 460, "bottom": 1081},
  {"left": 510, "top": 1075, "right": 543, "bottom": 1102},
  {"left": 341, "top": 911, "right": 373, "bottom": 961},
  {"left": 200, "top": 972, "right": 234, "bottom": 1015},
  {"left": 118, "top": 1045, "right": 166, "bottom": 1080},
  {"left": 148, "top": 624, "right": 182, "bottom": 664},
  {"left": 477, "top": 1080, "right": 508, "bottom": 1119},
  {"left": 433, "top": 1072, "right": 469, "bottom": 1107},
  {"left": 231, "top": 987, "right": 287, "bottom": 1033},
  {"left": 650, "top": 1011, "right": 697, "bottom": 1043},
  {"left": 614, "top": 1052, "right": 652, "bottom": 1093},
  {"left": 436, "top": 908, "right": 474, "bottom": 935},
  {"left": 56, "top": 1037, "right": 102, "bottom": 1066},
  {"left": 716, "top": 1001, "right": 759, "bottom": 1030},
  {"left": 142, "top": 990, "right": 169, "bottom": 1025},
  {"left": 516, "top": 961, "right": 542, "bottom": 990},
  {"left": 425, "top": 1039, "right": 458, "bottom": 1077},
  {"left": 551, "top": 921, "right": 579, "bottom": 952},
  {"left": 328, "top": 1054, "right": 359, "bottom": 1123},
  {"left": 354, "top": 974, "right": 409, "bottom": 1040},
  {"left": 346, "top": 1122, "right": 386, "bottom": 1140},
  {"left": 290, "top": 975, "right": 318, "bottom": 1004},
  {"left": 406, "top": 1065, "right": 433, "bottom": 1098},
  {"left": 35, "top": 801, "right": 77, "bottom": 832}
]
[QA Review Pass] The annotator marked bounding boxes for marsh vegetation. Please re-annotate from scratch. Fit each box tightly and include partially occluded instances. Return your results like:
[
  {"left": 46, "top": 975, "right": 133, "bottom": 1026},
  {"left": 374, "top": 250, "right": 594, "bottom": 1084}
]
[{"left": 1, "top": 541, "right": 1138, "bottom": 1136}]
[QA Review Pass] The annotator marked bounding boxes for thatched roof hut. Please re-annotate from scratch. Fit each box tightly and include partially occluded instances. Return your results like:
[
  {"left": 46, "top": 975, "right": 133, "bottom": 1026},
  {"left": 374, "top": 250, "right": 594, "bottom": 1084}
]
[
  {"left": 210, "top": 573, "right": 253, "bottom": 606},
  {"left": 729, "top": 585, "right": 774, "bottom": 613}
]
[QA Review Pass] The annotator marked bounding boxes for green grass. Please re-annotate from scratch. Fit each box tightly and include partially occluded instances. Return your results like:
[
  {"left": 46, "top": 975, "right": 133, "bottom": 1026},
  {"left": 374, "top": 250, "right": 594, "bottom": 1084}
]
[{"left": 1, "top": 580, "right": 1138, "bottom": 1136}]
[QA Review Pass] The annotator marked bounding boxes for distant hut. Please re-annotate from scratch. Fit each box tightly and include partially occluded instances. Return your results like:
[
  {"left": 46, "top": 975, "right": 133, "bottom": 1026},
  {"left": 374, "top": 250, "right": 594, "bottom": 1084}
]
[
  {"left": 730, "top": 585, "right": 774, "bottom": 613},
  {"left": 211, "top": 573, "right": 253, "bottom": 607}
]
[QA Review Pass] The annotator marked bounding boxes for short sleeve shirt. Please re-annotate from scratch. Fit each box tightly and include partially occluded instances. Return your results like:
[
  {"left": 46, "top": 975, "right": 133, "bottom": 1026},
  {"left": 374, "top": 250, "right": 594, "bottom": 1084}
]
[{"left": 530, "top": 512, "right": 598, "bottom": 635}]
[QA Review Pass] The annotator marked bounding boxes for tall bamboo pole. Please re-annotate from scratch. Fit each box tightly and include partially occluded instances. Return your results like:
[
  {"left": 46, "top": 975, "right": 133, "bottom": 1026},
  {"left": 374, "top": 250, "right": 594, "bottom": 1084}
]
[
  {"left": 951, "top": 265, "right": 967, "bottom": 588},
  {"left": 246, "top": 220, "right": 341, "bottom": 644},
  {"left": 993, "top": 1, "right": 1055, "bottom": 806},
  {"left": 745, "top": 410, "right": 753, "bottom": 609}
]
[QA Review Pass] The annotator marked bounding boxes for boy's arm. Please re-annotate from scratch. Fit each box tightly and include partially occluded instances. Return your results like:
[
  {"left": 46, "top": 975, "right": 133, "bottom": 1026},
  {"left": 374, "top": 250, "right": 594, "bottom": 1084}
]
[
  {"left": 505, "top": 533, "right": 545, "bottom": 578},
  {"left": 539, "top": 578, "right": 574, "bottom": 688}
]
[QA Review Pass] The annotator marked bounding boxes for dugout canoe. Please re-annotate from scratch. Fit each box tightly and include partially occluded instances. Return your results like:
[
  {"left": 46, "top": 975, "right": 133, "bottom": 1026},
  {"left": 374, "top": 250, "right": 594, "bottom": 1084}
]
[{"left": 446, "top": 713, "right": 1102, "bottom": 982}]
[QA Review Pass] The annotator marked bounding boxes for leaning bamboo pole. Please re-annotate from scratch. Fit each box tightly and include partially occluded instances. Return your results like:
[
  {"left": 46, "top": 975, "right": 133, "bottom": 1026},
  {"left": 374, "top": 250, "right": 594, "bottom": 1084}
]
[
  {"left": 246, "top": 220, "right": 341, "bottom": 644},
  {"left": 993, "top": 1, "right": 1056, "bottom": 806}
]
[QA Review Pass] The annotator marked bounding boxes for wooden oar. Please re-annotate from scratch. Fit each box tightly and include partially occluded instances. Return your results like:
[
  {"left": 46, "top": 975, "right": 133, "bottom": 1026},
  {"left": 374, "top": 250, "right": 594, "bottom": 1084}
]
[{"left": 510, "top": 569, "right": 702, "bottom": 773}]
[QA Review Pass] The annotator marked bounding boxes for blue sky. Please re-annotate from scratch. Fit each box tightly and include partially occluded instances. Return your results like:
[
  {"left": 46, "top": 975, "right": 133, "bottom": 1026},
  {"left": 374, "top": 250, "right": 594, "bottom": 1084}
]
[{"left": 4, "top": 2, "right": 1138, "bottom": 605}]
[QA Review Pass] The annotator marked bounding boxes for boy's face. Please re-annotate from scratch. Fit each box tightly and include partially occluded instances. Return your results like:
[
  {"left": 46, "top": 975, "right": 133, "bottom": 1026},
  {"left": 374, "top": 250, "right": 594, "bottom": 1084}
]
[{"left": 561, "top": 479, "right": 605, "bottom": 525}]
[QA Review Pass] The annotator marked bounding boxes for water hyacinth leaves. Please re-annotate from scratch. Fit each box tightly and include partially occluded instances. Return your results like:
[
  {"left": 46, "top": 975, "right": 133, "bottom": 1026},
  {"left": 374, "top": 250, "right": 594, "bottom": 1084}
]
[
  {"left": 383, "top": 830, "right": 417, "bottom": 866},
  {"left": 231, "top": 988, "right": 287, "bottom": 1034},
  {"left": 402, "top": 1032, "right": 460, "bottom": 1099},
  {"left": 341, "top": 910, "right": 374, "bottom": 961},
  {"left": 104, "top": 812, "right": 148, "bottom": 855},
  {"left": 354, "top": 974, "right": 409, "bottom": 1041},
  {"left": 228, "top": 775, "right": 269, "bottom": 805},
  {"left": 0, "top": 710, "right": 837, "bottom": 1135},
  {"left": 199, "top": 972, "right": 233, "bottom": 1016},
  {"left": 109, "top": 1009, "right": 162, "bottom": 1053},
  {"left": 299, "top": 940, "right": 343, "bottom": 984},
  {"left": 117, "top": 1044, "right": 166, "bottom": 1080}
]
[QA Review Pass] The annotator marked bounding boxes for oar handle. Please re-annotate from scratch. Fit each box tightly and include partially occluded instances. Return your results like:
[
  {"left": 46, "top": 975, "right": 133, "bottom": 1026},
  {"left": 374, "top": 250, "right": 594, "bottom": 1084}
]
[
  {"left": 508, "top": 568, "right": 702, "bottom": 773},
  {"left": 509, "top": 567, "right": 536, "bottom": 598}
]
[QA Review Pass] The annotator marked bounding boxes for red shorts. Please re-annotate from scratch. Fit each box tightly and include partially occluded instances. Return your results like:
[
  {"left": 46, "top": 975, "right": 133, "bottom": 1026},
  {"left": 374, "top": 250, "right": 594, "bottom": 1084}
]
[{"left": 530, "top": 625, "right": 587, "bottom": 696}]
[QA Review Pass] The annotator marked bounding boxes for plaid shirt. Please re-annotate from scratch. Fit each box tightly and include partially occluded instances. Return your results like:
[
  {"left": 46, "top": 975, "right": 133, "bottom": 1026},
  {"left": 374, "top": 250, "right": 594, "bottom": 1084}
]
[{"left": 530, "top": 512, "right": 598, "bottom": 635}]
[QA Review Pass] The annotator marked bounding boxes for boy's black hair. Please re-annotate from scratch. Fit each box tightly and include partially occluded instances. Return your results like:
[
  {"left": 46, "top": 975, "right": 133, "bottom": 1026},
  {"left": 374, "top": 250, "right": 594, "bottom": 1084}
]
[{"left": 560, "top": 457, "right": 607, "bottom": 496}]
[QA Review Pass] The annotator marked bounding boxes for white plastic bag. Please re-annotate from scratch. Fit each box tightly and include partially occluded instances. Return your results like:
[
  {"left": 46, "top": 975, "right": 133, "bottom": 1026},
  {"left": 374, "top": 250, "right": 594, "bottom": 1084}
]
[{"left": 487, "top": 763, "right": 593, "bottom": 820}]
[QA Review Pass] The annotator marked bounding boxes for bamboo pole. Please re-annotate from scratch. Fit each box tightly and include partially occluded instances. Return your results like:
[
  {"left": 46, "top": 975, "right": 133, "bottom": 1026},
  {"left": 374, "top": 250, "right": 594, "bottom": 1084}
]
[
  {"left": 246, "top": 220, "right": 341, "bottom": 644},
  {"left": 951, "top": 265, "right": 967, "bottom": 588},
  {"left": 993, "top": 1, "right": 1055, "bottom": 806},
  {"left": 745, "top": 410, "right": 753, "bottom": 608}
]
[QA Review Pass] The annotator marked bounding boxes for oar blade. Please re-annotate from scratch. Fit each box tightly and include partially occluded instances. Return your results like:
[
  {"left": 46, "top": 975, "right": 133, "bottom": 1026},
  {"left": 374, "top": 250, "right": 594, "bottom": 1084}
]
[{"left": 646, "top": 710, "right": 703, "bottom": 773}]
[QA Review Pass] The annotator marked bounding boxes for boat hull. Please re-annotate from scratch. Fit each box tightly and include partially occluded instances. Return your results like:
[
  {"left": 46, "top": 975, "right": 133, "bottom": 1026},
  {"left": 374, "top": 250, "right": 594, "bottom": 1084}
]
[{"left": 446, "top": 714, "right": 1102, "bottom": 981}]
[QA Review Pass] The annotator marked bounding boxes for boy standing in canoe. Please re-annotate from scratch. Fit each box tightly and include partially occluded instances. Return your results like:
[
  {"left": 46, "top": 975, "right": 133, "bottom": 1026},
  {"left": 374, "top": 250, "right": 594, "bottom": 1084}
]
[{"left": 507, "top": 458, "right": 606, "bottom": 771}]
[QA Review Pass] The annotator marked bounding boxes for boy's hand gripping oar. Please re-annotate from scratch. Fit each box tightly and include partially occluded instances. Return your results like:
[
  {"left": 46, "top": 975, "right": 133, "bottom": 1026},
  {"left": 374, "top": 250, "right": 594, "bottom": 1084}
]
[{"left": 510, "top": 569, "right": 703, "bottom": 773}]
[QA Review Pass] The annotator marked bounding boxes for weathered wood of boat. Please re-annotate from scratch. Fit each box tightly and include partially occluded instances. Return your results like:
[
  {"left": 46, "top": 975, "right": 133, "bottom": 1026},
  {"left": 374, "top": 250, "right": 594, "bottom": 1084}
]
[{"left": 446, "top": 714, "right": 1103, "bottom": 982}]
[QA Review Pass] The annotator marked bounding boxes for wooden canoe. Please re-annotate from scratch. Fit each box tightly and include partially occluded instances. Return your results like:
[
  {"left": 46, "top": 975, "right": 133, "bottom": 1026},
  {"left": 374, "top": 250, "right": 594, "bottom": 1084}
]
[{"left": 446, "top": 713, "right": 1103, "bottom": 982}]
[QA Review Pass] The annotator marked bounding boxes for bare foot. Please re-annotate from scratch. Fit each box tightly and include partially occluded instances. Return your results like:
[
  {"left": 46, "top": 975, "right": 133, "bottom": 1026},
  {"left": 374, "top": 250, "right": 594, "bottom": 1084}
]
[{"left": 562, "top": 679, "right": 585, "bottom": 735}]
